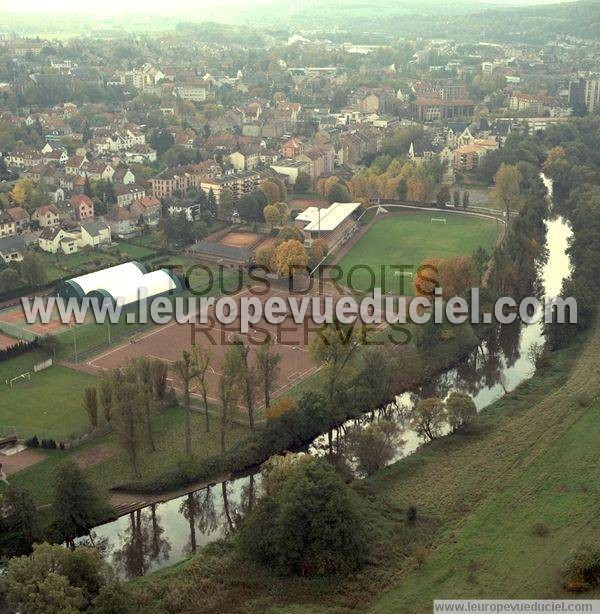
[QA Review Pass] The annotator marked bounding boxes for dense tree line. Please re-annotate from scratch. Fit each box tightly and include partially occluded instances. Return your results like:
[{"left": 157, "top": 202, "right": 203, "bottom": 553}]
[{"left": 540, "top": 117, "right": 600, "bottom": 348}]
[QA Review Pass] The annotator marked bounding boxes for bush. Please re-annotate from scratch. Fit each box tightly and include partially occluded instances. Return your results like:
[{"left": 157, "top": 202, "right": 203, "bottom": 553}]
[
  {"left": 25, "top": 435, "right": 39, "bottom": 448},
  {"left": 238, "top": 458, "right": 368, "bottom": 576},
  {"left": 265, "top": 397, "right": 297, "bottom": 421},
  {"left": 406, "top": 505, "right": 418, "bottom": 525},
  {"left": 412, "top": 546, "right": 427, "bottom": 568},
  {"left": 532, "top": 522, "right": 550, "bottom": 537},
  {"left": 163, "top": 388, "right": 178, "bottom": 409},
  {"left": 563, "top": 546, "right": 600, "bottom": 592},
  {"left": 0, "top": 339, "right": 39, "bottom": 362}
]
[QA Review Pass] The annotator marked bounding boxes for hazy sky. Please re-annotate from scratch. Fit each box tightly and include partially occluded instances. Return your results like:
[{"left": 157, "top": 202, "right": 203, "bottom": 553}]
[
  {"left": 1, "top": 0, "right": 275, "bottom": 16},
  {"left": 1, "top": 0, "right": 575, "bottom": 16}
]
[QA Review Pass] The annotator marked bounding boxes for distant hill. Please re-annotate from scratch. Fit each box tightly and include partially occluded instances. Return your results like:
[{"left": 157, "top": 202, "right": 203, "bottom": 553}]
[
  {"left": 0, "top": 0, "right": 596, "bottom": 43},
  {"left": 229, "top": 0, "right": 599, "bottom": 43}
]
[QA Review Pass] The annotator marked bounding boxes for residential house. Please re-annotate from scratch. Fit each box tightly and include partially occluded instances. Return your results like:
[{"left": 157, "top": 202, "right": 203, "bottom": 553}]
[
  {"left": 229, "top": 147, "right": 260, "bottom": 171},
  {"left": 39, "top": 222, "right": 111, "bottom": 254},
  {"left": 113, "top": 167, "right": 136, "bottom": 185},
  {"left": 91, "top": 129, "right": 146, "bottom": 155},
  {"left": 71, "top": 175, "right": 87, "bottom": 195},
  {"left": 0, "top": 235, "right": 26, "bottom": 263},
  {"left": 122, "top": 144, "right": 157, "bottom": 164},
  {"left": 42, "top": 149, "right": 68, "bottom": 166},
  {"left": 408, "top": 142, "right": 435, "bottom": 163},
  {"left": 115, "top": 184, "right": 146, "bottom": 208},
  {"left": 104, "top": 208, "right": 138, "bottom": 238},
  {"left": 490, "top": 120, "right": 512, "bottom": 146},
  {"left": 446, "top": 124, "right": 474, "bottom": 149},
  {"left": 6, "top": 207, "right": 30, "bottom": 232},
  {"left": 80, "top": 161, "right": 115, "bottom": 182},
  {"left": 32, "top": 205, "right": 60, "bottom": 228},
  {"left": 281, "top": 137, "right": 305, "bottom": 158},
  {"left": 80, "top": 220, "right": 111, "bottom": 248},
  {"left": 174, "top": 128, "right": 198, "bottom": 149},
  {"left": 0, "top": 211, "right": 16, "bottom": 237},
  {"left": 50, "top": 185, "right": 66, "bottom": 204},
  {"left": 65, "top": 155, "right": 87, "bottom": 175},
  {"left": 39, "top": 227, "right": 79, "bottom": 254},
  {"left": 167, "top": 201, "right": 200, "bottom": 222},
  {"left": 174, "top": 83, "right": 208, "bottom": 102},
  {"left": 276, "top": 101, "right": 301, "bottom": 122},
  {"left": 6, "top": 148, "right": 42, "bottom": 169},
  {"left": 129, "top": 196, "right": 162, "bottom": 227},
  {"left": 69, "top": 195, "right": 95, "bottom": 221},
  {"left": 297, "top": 149, "right": 326, "bottom": 179}
]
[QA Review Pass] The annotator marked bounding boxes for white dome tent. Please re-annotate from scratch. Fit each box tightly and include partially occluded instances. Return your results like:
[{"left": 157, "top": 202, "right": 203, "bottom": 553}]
[{"left": 57, "top": 261, "right": 181, "bottom": 307}]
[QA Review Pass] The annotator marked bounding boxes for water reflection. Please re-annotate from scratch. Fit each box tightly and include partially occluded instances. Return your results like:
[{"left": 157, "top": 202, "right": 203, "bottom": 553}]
[
  {"left": 111, "top": 506, "right": 171, "bottom": 579},
  {"left": 77, "top": 474, "right": 259, "bottom": 580}
]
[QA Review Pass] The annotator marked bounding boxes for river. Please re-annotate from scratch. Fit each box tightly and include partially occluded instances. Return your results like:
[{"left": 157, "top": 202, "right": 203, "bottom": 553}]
[{"left": 78, "top": 185, "right": 573, "bottom": 580}]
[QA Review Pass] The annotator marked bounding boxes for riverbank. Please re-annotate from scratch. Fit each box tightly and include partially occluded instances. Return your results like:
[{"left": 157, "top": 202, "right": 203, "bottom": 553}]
[
  {"left": 124, "top": 311, "right": 599, "bottom": 612},
  {"left": 111, "top": 315, "right": 483, "bottom": 496},
  {"left": 369, "top": 319, "right": 600, "bottom": 610}
]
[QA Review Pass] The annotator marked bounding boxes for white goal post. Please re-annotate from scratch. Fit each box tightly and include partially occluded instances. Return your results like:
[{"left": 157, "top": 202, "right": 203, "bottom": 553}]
[
  {"left": 6, "top": 372, "right": 31, "bottom": 387},
  {"left": 430, "top": 217, "right": 447, "bottom": 224}
]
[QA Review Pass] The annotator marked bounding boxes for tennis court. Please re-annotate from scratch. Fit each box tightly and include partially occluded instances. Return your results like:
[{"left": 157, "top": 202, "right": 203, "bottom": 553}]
[{"left": 83, "top": 285, "right": 381, "bottom": 406}]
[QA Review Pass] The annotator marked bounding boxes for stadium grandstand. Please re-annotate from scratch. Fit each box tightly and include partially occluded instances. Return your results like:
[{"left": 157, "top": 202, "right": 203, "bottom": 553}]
[
  {"left": 294, "top": 201, "right": 362, "bottom": 246},
  {"left": 56, "top": 262, "right": 181, "bottom": 306}
]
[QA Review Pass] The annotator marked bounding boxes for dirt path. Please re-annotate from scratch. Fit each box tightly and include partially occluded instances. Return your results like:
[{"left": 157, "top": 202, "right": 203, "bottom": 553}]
[
  {"left": 72, "top": 444, "right": 117, "bottom": 469},
  {"left": 0, "top": 448, "right": 46, "bottom": 476}
]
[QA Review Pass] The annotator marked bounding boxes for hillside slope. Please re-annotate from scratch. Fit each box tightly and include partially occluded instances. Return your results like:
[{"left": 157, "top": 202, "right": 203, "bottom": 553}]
[{"left": 368, "top": 322, "right": 600, "bottom": 611}]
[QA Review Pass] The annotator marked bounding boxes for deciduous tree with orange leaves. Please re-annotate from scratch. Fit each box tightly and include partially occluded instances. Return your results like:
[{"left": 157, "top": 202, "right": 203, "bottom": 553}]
[
  {"left": 274, "top": 239, "right": 309, "bottom": 277},
  {"left": 439, "top": 256, "right": 478, "bottom": 299},
  {"left": 407, "top": 175, "right": 429, "bottom": 202},
  {"left": 413, "top": 257, "right": 443, "bottom": 298}
]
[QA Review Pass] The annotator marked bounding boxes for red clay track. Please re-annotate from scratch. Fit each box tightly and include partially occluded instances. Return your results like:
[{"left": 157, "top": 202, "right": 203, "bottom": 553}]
[{"left": 75, "top": 287, "right": 365, "bottom": 407}]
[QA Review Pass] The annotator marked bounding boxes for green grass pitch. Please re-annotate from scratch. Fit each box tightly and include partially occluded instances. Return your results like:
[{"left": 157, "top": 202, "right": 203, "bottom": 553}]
[{"left": 336, "top": 211, "right": 500, "bottom": 294}]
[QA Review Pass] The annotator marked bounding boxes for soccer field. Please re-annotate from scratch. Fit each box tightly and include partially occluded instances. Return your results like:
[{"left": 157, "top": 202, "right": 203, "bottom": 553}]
[
  {"left": 336, "top": 211, "right": 500, "bottom": 294},
  {"left": 0, "top": 352, "right": 96, "bottom": 440}
]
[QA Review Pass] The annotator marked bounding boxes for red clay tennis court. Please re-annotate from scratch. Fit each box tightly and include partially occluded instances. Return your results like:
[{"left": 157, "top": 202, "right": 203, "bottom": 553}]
[
  {"left": 218, "top": 231, "right": 265, "bottom": 249},
  {"left": 82, "top": 286, "right": 380, "bottom": 406},
  {"left": 0, "top": 304, "right": 90, "bottom": 336},
  {"left": 0, "top": 332, "right": 18, "bottom": 350}
]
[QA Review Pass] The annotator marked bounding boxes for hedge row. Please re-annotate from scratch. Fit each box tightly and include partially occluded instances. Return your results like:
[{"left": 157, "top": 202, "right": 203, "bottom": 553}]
[{"left": 0, "top": 339, "right": 39, "bottom": 362}]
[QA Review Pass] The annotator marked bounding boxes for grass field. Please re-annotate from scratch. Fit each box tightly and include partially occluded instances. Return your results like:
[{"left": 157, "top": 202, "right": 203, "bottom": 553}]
[
  {"left": 3, "top": 404, "right": 249, "bottom": 505},
  {"left": 337, "top": 211, "right": 500, "bottom": 294},
  {"left": 38, "top": 240, "right": 158, "bottom": 283},
  {"left": 0, "top": 352, "right": 96, "bottom": 440}
]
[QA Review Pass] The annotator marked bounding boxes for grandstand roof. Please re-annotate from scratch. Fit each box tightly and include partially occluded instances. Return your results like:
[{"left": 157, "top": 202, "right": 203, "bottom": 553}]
[{"left": 295, "top": 202, "right": 361, "bottom": 233}]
